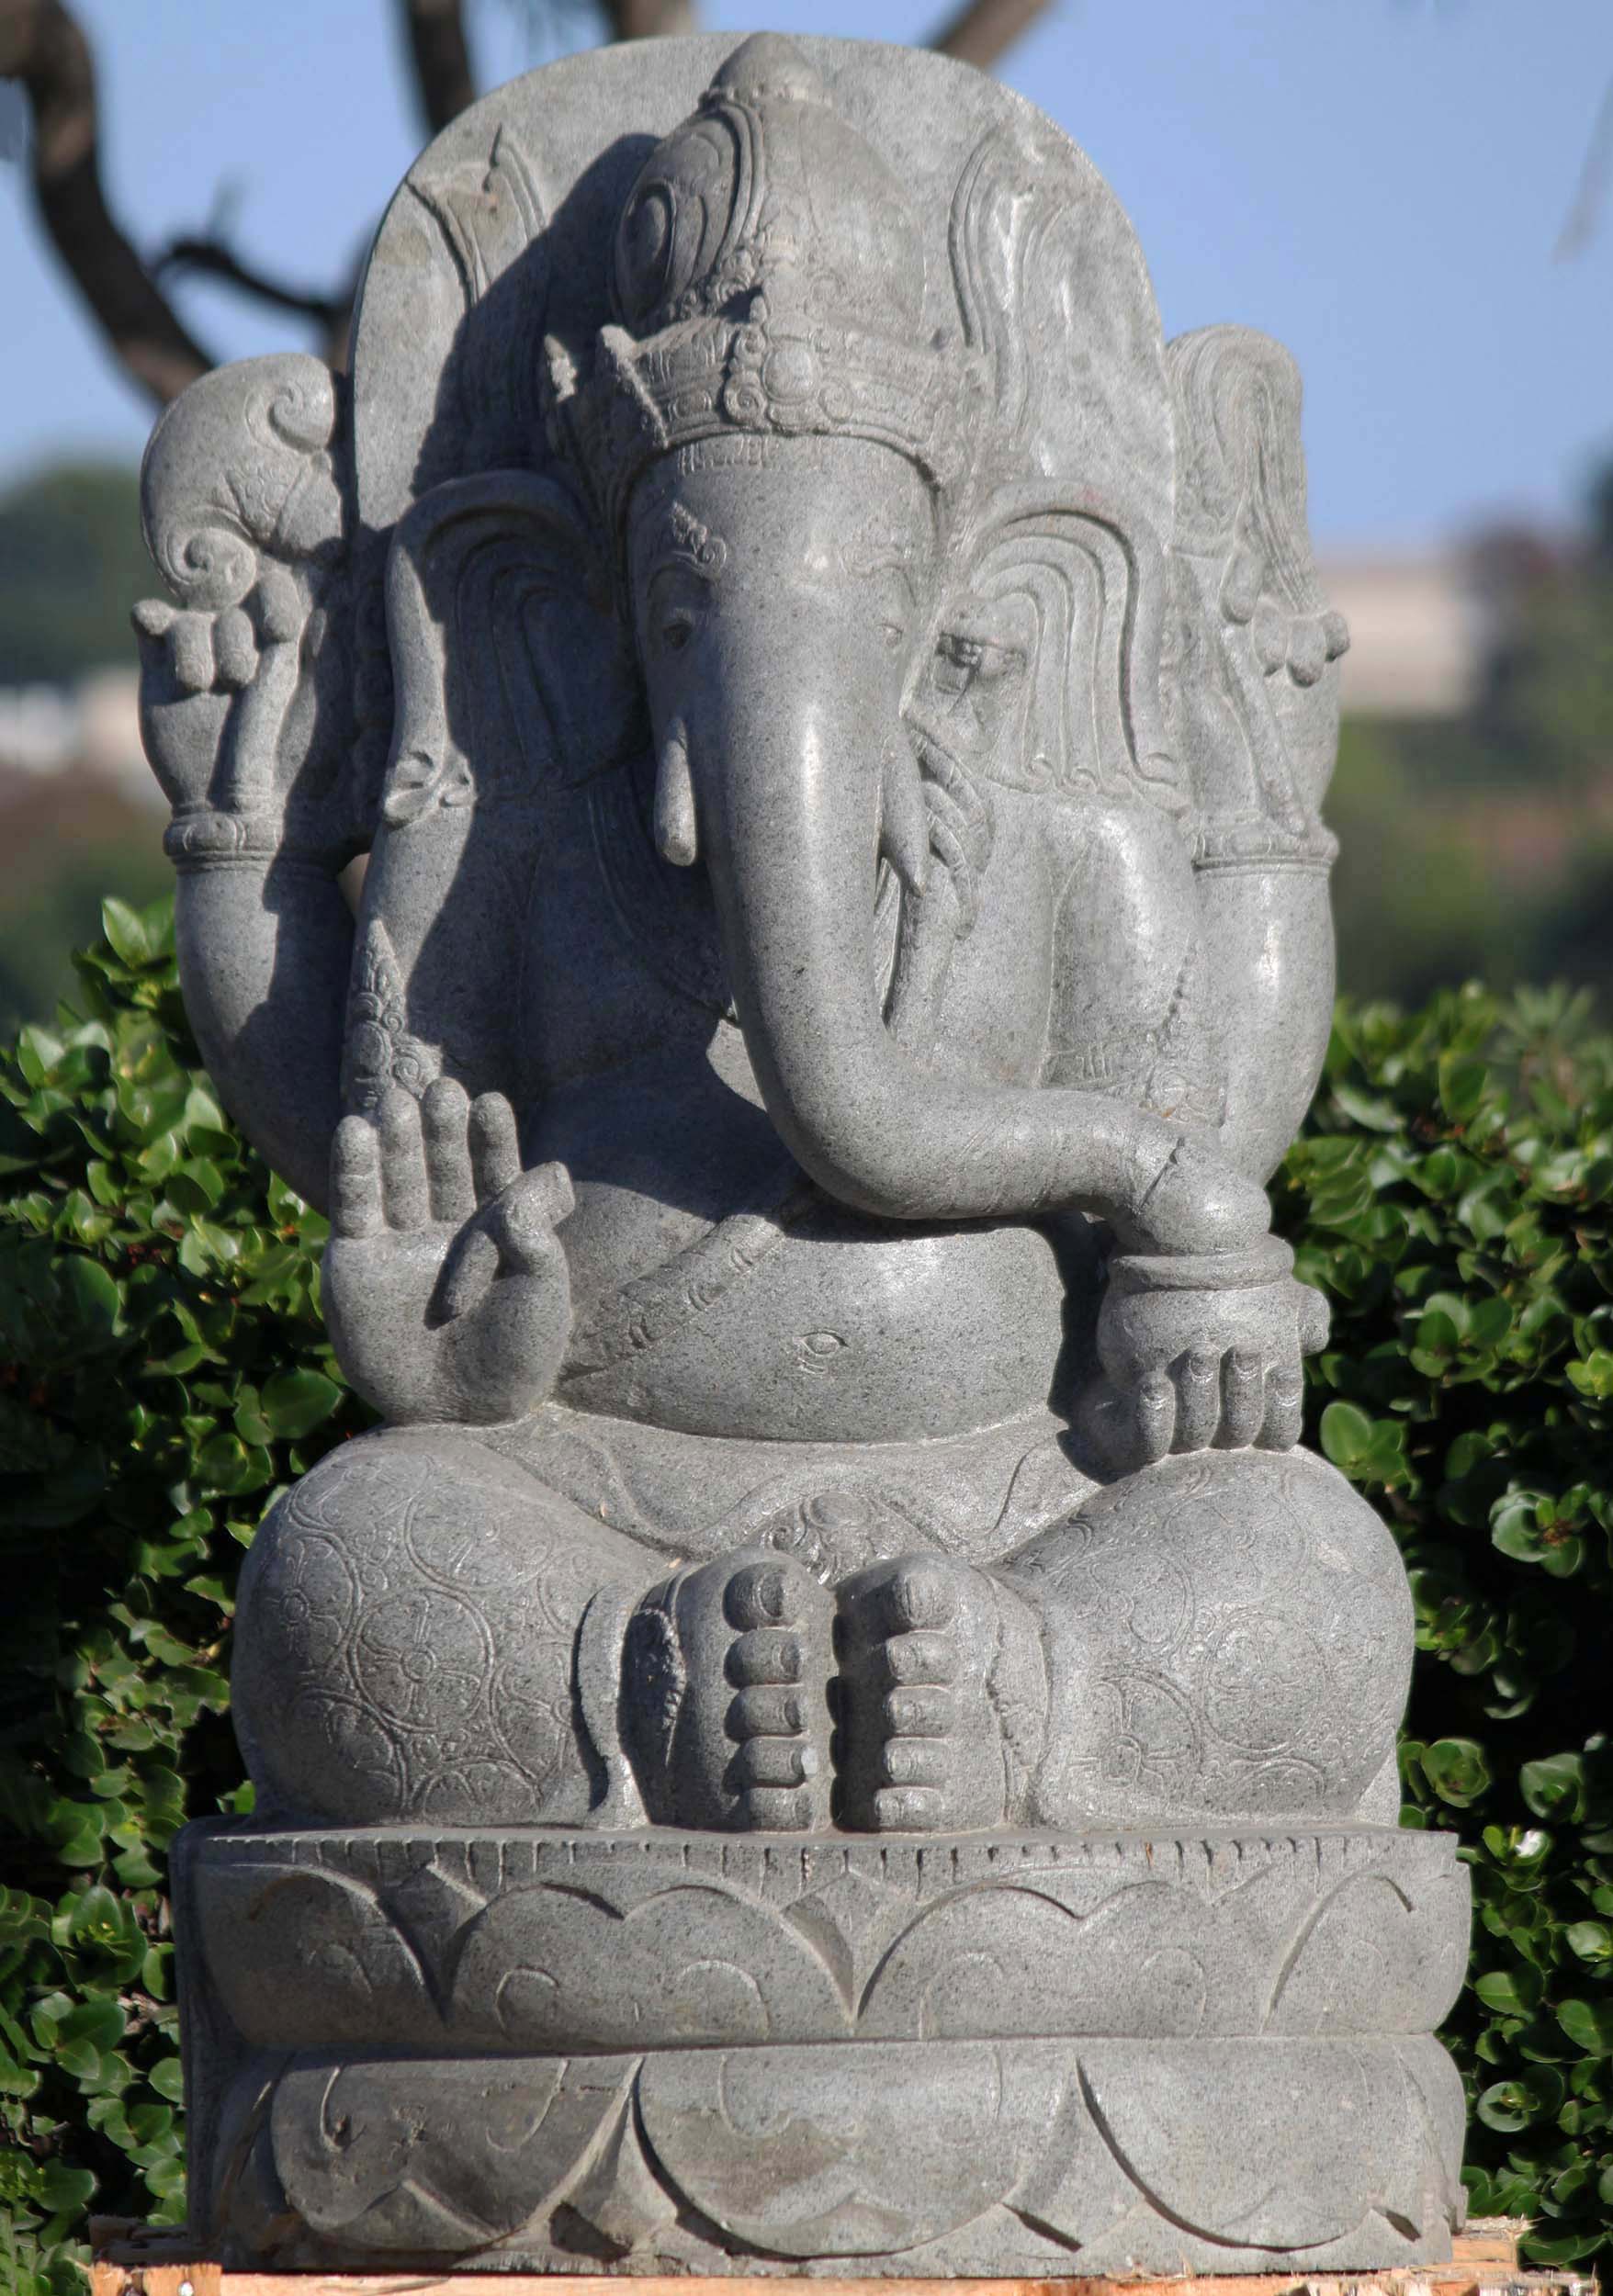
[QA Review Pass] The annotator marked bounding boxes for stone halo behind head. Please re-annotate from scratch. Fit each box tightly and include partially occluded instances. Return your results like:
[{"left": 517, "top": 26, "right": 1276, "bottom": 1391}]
[{"left": 350, "top": 32, "right": 1176, "bottom": 577}]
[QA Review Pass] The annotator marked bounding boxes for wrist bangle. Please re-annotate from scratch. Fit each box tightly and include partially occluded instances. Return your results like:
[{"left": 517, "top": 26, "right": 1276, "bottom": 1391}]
[
  {"left": 164, "top": 811, "right": 337, "bottom": 874},
  {"left": 1108, "top": 1234, "right": 1292, "bottom": 1295}
]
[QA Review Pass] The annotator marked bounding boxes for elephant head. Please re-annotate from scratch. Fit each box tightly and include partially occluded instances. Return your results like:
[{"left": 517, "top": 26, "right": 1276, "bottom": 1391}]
[{"left": 541, "top": 36, "right": 1268, "bottom": 1256}]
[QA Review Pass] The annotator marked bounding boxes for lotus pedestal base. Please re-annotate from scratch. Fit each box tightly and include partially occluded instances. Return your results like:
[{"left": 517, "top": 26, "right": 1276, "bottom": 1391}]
[{"left": 173, "top": 1821, "right": 1471, "bottom": 2277}]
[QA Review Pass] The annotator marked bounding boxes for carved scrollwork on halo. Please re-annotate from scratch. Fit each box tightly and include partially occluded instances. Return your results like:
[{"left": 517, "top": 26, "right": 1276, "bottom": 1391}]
[
  {"left": 134, "top": 353, "right": 367, "bottom": 872},
  {"left": 405, "top": 123, "right": 551, "bottom": 478},
  {"left": 345, "top": 127, "right": 555, "bottom": 821},
  {"left": 938, "top": 118, "right": 1189, "bottom": 853},
  {"left": 1166, "top": 324, "right": 1348, "bottom": 871},
  {"left": 946, "top": 122, "right": 1175, "bottom": 577},
  {"left": 411, "top": 123, "right": 547, "bottom": 312}
]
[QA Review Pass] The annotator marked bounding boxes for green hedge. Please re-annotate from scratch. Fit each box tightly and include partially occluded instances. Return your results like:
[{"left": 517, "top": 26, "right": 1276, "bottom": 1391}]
[{"left": 1, "top": 900, "right": 1611, "bottom": 2290}]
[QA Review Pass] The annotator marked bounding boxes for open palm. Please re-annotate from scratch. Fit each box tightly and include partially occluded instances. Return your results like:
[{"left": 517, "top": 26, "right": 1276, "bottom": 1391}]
[{"left": 322, "top": 1081, "right": 573, "bottom": 1426}]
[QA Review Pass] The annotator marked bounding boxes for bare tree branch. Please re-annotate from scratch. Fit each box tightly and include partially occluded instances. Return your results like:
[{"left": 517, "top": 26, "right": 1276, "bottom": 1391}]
[
  {"left": 3, "top": 0, "right": 1048, "bottom": 429},
  {"left": 600, "top": 0, "right": 695, "bottom": 39},
  {"left": 928, "top": 0, "right": 1052, "bottom": 73},
  {"left": 1555, "top": 69, "right": 1613, "bottom": 259},
  {"left": 397, "top": 0, "right": 478, "bottom": 136},
  {"left": 0, "top": 0, "right": 212, "bottom": 405},
  {"left": 152, "top": 235, "right": 349, "bottom": 333}
]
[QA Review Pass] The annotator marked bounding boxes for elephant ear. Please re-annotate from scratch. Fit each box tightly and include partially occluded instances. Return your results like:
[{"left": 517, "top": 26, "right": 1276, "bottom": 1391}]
[
  {"left": 919, "top": 121, "right": 1188, "bottom": 842},
  {"left": 344, "top": 470, "right": 643, "bottom": 1112},
  {"left": 907, "top": 483, "right": 1181, "bottom": 822},
  {"left": 1164, "top": 324, "right": 1349, "bottom": 865}
]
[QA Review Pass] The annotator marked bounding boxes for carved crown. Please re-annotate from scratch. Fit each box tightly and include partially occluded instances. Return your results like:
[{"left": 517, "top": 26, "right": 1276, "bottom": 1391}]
[{"left": 544, "top": 35, "right": 982, "bottom": 534}]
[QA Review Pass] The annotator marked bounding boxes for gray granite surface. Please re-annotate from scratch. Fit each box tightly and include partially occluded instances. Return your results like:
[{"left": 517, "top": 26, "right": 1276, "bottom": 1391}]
[{"left": 136, "top": 29, "right": 1464, "bottom": 2274}]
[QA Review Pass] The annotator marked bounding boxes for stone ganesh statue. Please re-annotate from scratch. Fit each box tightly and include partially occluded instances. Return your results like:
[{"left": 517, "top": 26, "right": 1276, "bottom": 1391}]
[{"left": 138, "top": 34, "right": 1470, "bottom": 2279}]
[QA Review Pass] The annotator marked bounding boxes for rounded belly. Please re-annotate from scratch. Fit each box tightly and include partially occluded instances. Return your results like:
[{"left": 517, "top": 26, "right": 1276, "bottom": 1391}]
[{"left": 555, "top": 1183, "right": 1089, "bottom": 1444}]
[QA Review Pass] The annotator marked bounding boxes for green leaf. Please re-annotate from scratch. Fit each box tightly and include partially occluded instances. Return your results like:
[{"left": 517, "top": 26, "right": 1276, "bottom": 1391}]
[
  {"left": 1557, "top": 1998, "right": 1613, "bottom": 2054},
  {"left": 1319, "top": 1401, "right": 1372, "bottom": 1473},
  {"left": 1476, "top": 2080, "right": 1535, "bottom": 2133},
  {"left": 1564, "top": 1920, "right": 1612, "bottom": 1964},
  {"left": 1439, "top": 1054, "right": 1488, "bottom": 1122},
  {"left": 54, "top": 1255, "right": 120, "bottom": 1348},
  {"left": 1566, "top": 1349, "right": 1613, "bottom": 1399},
  {"left": 260, "top": 1367, "right": 342, "bottom": 1440},
  {"left": 99, "top": 896, "right": 152, "bottom": 969},
  {"left": 1520, "top": 1752, "right": 1587, "bottom": 1824},
  {"left": 1476, "top": 1964, "right": 1543, "bottom": 2017},
  {"left": 65, "top": 1885, "right": 127, "bottom": 1953},
  {"left": 1522, "top": 2228, "right": 1610, "bottom": 2267},
  {"left": 1421, "top": 1736, "right": 1493, "bottom": 1806}
]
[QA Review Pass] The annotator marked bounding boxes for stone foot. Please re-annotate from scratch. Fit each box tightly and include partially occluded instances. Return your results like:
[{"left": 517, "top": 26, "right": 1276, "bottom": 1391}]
[
  {"left": 834, "top": 1555, "right": 1045, "bottom": 1831},
  {"left": 624, "top": 1548, "right": 833, "bottom": 1830}
]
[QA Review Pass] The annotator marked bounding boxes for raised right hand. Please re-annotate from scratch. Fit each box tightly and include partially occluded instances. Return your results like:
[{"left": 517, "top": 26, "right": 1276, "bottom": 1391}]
[{"left": 322, "top": 1083, "right": 574, "bottom": 1427}]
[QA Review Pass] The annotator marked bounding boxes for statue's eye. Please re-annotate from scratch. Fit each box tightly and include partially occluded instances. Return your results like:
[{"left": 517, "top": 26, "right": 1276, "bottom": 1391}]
[
  {"left": 647, "top": 563, "right": 710, "bottom": 659},
  {"left": 881, "top": 620, "right": 906, "bottom": 653},
  {"left": 931, "top": 627, "right": 1021, "bottom": 699}
]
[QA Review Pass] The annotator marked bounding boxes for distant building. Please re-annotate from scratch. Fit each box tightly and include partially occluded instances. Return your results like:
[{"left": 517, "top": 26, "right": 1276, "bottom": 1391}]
[
  {"left": 0, "top": 667, "right": 155, "bottom": 803},
  {"left": 1317, "top": 553, "right": 1487, "bottom": 719}
]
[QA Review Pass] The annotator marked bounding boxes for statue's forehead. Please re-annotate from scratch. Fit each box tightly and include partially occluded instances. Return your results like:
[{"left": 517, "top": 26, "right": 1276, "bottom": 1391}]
[{"left": 627, "top": 436, "right": 934, "bottom": 564}]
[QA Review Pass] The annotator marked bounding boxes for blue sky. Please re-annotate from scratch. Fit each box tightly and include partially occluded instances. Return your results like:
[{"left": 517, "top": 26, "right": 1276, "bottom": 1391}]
[{"left": 4, "top": 0, "right": 1611, "bottom": 548}]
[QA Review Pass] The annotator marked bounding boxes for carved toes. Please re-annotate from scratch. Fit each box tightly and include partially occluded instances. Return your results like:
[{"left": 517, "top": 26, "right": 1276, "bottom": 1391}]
[
  {"left": 625, "top": 1548, "right": 833, "bottom": 1832},
  {"left": 834, "top": 1555, "right": 1014, "bottom": 1835},
  {"left": 624, "top": 1549, "right": 1053, "bottom": 1835},
  {"left": 722, "top": 1558, "right": 832, "bottom": 1829}
]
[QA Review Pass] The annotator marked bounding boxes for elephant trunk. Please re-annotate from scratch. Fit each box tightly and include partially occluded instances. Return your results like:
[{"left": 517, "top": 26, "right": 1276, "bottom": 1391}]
[{"left": 690, "top": 678, "right": 1247, "bottom": 1247}]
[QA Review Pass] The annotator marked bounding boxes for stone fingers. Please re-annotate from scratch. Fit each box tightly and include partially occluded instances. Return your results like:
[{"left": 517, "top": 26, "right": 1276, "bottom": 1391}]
[
  {"left": 725, "top": 1560, "right": 793, "bottom": 1629},
  {"left": 881, "top": 1686, "right": 955, "bottom": 1735},
  {"left": 1132, "top": 1368, "right": 1176, "bottom": 1465},
  {"left": 869, "top": 1630, "right": 959, "bottom": 1686},
  {"left": 330, "top": 1115, "right": 384, "bottom": 1240},
  {"left": 1261, "top": 1364, "right": 1306, "bottom": 1452},
  {"left": 1146, "top": 1345, "right": 1305, "bottom": 1455},
  {"left": 378, "top": 1086, "right": 430, "bottom": 1231},
  {"left": 728, "top": 1685, "right": 810, "bottom": 1736},
  {"left": 469, "top": 1092, "right": 522, "bottom": 1204},
  {"left": 334, "top": 1088, "right": 557, "bottom": 1250},
  {"left": 1220, "top": 1347, "right": 1266, "bottom": 1448},
  {"left": 876, "top": 1739, "right": 948, "bottom": 1786},
  {"left": 1297, "top": 1277, "right": 1331, "bottom": 1354},
  {"left": 728, "top": 1737, "right": 821, "bottom": 1790},
  {"left": 720, "top": 1553, "right": 834, "bottom": 1829},
  {"left": 1171, "top": 1347, "right": 1222, "bottom": 1454},
  {"left": 422, "top": 1078, "right": 476, "bottom": 1226},
  {"left": 728, "top": 1626, "right": 808, "bottom": 1685},
  {"left": 624, "top": 1549, "right": 834, "bottom": 1832},
  {"left": 483, "top": 1162, "right": 574, "bottom": 1278}
]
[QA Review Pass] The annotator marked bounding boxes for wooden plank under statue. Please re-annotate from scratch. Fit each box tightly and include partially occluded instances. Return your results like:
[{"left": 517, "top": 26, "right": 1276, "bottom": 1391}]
[
  {"left": 130, "top": 27, "right": 1472, "bottom": 2281},
  {"left": 84, "top": 2223, "right": 1600, "bottom": 2295}
]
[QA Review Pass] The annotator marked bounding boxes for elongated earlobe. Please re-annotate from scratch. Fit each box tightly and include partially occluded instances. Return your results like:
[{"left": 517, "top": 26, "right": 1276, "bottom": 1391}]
[{"left": 655, "top": 718, "right": 699, "bottom": 867}]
